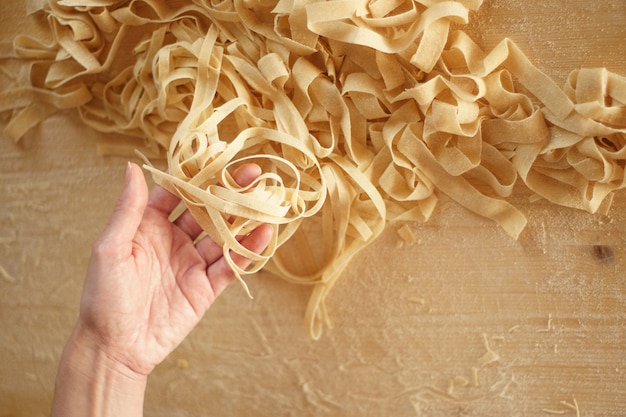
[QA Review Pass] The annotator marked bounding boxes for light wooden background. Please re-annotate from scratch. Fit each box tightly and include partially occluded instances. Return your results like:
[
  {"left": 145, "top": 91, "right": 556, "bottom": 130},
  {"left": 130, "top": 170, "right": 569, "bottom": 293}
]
[{"left": 1, "top": 1, "right": 625, "bottom": 416}]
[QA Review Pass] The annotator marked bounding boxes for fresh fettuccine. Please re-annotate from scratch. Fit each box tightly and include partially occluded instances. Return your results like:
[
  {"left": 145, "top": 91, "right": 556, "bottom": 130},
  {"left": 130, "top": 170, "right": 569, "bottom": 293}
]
[{"left": 1, "top": 0, "right": 624, "bottom": 338}]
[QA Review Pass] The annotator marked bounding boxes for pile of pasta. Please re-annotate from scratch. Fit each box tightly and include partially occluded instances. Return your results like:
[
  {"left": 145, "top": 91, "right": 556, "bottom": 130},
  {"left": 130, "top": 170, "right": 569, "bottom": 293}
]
[{"left": 2, "top": 0, "right": 625, "bottom": 338}]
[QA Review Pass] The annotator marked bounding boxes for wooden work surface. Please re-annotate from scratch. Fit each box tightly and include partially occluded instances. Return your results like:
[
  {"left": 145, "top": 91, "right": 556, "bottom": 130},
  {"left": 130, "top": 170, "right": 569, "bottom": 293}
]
[{"left": 1, "top": 1, "right": 625, "bottom": 416}]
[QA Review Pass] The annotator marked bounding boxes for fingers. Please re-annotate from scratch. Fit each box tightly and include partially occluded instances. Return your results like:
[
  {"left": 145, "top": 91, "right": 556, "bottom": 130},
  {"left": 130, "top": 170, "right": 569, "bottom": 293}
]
[
  {"left": 195, "top": 235, "right": 224, "bottom": 266},
  {"left": 99, "top": 162, "right": 149, "bottom": 249},
  {"left": 229, "top": 224, "right": 274, "bottom": 270},
  {"left": 147, "top": 183, "right": 181, "bottom": 215},
  {"left": 229, "top": 163, "right": 262, "bottom": 189},
  {"left": 173, "top": 163, "right": 263, "bottom": 239},
  {"left": 205, "top": 224, "right": 274, "bottom": 298}
]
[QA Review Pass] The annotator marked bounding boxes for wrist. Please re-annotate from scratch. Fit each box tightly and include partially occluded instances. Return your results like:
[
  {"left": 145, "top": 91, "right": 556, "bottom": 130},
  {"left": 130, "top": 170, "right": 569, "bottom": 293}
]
[{"left": 51, "top": 326, "right": 148, "bottom": 417}]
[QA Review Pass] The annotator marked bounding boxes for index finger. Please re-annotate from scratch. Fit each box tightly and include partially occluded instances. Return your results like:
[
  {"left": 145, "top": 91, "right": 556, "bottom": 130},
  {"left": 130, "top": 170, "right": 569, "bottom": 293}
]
[{"left": 147, "top": 183, "right": 181, "bottom": 215}]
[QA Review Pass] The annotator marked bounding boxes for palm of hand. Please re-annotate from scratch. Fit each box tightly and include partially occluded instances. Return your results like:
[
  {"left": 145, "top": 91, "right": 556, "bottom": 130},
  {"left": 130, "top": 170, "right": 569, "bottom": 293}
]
[{"left": 77, "top": 163, "right": 272, "bottom": 376}]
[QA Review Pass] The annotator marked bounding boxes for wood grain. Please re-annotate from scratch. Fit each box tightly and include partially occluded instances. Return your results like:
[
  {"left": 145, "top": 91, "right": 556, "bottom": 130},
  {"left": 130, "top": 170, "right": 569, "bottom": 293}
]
[{"left": 1, "top": 1, "right": 625, "bottom": 416}]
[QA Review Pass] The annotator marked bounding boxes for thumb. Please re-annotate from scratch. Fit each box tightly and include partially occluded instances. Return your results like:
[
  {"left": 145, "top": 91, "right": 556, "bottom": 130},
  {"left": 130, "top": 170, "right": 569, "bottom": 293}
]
[{"left": 100, "top": 162, "right": 149, "bottom": 248}]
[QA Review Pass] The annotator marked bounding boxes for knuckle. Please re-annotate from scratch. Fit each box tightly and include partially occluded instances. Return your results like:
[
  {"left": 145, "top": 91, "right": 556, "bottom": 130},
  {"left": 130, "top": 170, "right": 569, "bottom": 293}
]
[{"left": 91, "top": 236, "right": 120, "bottom": 260}]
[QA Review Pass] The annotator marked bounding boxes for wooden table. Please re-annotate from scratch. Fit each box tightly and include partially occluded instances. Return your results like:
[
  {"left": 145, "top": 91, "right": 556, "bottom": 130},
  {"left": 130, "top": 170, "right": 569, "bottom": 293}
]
[{"left": 1, "top": 1, "right": 625, "bottom": 415}]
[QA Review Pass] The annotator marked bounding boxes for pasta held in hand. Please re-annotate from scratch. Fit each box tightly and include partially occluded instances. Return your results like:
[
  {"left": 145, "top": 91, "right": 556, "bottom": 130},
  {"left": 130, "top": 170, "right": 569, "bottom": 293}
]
[{"left": 1, "top": 0, "right": 625, "bottom": 338}]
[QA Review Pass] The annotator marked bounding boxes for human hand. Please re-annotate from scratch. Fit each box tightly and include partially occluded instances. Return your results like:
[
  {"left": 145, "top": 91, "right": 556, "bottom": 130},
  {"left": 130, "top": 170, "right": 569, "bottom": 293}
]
[{"left": 74, "top": 162, "right": 273, "bottom": 377}]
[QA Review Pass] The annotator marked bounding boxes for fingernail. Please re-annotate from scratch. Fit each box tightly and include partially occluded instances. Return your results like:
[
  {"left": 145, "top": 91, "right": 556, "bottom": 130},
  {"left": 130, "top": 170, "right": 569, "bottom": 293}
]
[{"left": 125, "top": 161, "right": 132, "bottom": 185}]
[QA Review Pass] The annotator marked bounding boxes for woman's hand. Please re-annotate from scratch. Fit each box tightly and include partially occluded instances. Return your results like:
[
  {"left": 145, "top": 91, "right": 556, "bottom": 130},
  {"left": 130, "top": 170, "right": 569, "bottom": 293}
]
[
  {"left": 51, "top": 162, "right": 273, "bottom": 417},
  {"left": 78, "top": 162, "right": 272, "bottom": 376}
]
